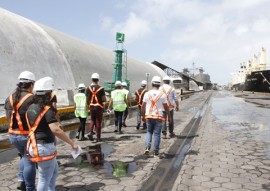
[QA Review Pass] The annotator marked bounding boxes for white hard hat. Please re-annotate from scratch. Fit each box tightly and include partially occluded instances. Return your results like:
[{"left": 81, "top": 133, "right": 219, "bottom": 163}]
[
  {"left": 78, "top": 83, "right": 86, "bottom": 89},
  {"left": 141, "top": 80, "right": 147, "bottom": 86},
  {"left": 91, "top": 73, "right": 99, "bottom": 79},
  {"left": 43, "top": 76, "right": 54, "bottom": 85},
  {"left": 18, "top": 71, "right": 35, "bottom": 83},
  {"left": 34, "top": 77, "right": 54, "bottom": 95},
  {"left": 115, "top": 81, "right": 122, "bottom": 87},
  {"left": 151, "top": 76, "right": 161, "bottom": 85},
  {"left": 163, "top": 76, "right": 170, "bottom": 81},
  {"left": 121, "top": 81, "right": 127, "bottom": 86}
]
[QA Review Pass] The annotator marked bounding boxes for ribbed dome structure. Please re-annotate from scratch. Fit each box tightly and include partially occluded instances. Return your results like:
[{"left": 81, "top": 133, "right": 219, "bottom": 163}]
[{"left": 0, "top": 8, "right": 165, "bottom": 103}]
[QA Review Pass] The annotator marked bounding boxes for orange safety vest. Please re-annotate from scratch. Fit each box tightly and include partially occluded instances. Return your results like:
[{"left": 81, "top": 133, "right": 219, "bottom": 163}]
[
  {"left": 26, "top": 106, "right": 57, "bottom": 162},
  {"left": 161, "top": 86, "right": 174, "bottom": 108},
  {"left": 89, "top": 86, "right": 104, "bottom": 108},
  {"left": 136, "top": 89, "right": 146, "bottom": 107},
  {"left": 145, "top": 92, "right": 165, "bottom": 120},
  {"left": 8, "top": 93, "right": 33, "bottom": 135}
]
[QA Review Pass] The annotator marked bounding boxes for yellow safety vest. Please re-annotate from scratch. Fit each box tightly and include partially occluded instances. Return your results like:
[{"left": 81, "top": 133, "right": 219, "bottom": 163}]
[
  {"left": 74, "top": 93, "right": 88, "bottom": 118},
  {"left": 111, "top": 89, "right": 126, "bottom": 112}
]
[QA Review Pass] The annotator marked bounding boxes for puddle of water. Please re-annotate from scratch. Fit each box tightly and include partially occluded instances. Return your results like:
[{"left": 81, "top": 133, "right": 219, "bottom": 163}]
[
  {"left": 211, "top": 93, "right": 270, "bottom": 145},
  {"left": 62, "top": 142, "right": 139, "bottom": 177},
  {"left": 103, "top": 161, "right": 138, "bottom": 177},
  {"left": 119, "top": 135, "right": 141, "bottom": 140}
]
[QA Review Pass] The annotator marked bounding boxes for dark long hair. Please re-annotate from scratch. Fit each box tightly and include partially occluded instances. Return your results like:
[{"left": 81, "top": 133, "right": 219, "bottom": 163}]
[
  {"left": 33, "top": 92, "right": 52, "bottom": 109},
  {"left": 12, "top": 82, "right": 33, "bottom": 108}
]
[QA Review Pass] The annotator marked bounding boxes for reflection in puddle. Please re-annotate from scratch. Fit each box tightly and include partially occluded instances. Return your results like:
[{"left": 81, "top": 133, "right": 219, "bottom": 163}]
[
  {"left": 104, "top": 161, "right": 138, "bottom": 177},
  {"left": 62, "top": 143, "right": 139, "bottom": 177}
]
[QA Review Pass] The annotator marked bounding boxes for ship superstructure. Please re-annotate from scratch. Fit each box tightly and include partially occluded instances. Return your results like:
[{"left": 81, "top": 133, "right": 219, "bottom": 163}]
[{"left": 231, "top": 47, "right": 270, "bottom": 92}]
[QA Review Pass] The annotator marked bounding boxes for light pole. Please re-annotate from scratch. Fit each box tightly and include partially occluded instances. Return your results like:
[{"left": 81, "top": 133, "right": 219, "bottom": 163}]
[{"left": 146, "top": 73, "right": 150, "bottom": 90}]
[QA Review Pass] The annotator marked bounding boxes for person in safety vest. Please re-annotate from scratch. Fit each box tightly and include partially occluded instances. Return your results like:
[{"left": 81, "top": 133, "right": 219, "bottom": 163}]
[
  {"left": 141, "top": 76, "right": 171, "bottom": 157},
  {"left": 107, "top": 81, "right": 128, "bottom": 134},
  {"left": 5, "top": 71, "right": 37, "bottom": 191},
  {"left": 160, "top": 76, "right": 179, "bottom": 138},
  {"left": 121, "top": 81, "right": 132, "bottom": 127},
  {"left": 85, "top": 73, "right": 106, "bottom": 142},
  {"left": 134, "top": 80, "right": 147, "bottom": 130},
  {"left": 26, "top": 77, "right": 78, "bottom": 191},
  {"left": 74, "top": 83, "right": 88, "bottom": 141}
]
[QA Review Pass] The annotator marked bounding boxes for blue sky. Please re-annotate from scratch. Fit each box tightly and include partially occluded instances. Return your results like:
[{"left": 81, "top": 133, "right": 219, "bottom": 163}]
[{"left": 1, "top": 0, "right": 270, "bottom": 85}]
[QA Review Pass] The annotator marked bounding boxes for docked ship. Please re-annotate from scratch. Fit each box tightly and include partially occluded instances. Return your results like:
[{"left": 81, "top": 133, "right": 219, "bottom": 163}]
[{"left": 231, "top": 48, "right": 270, "bottom": 92}]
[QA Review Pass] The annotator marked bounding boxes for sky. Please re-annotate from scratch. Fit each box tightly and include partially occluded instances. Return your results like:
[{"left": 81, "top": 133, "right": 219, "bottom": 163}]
[{"left": 1, "top": 0, "right": 270, "bottom": 85}]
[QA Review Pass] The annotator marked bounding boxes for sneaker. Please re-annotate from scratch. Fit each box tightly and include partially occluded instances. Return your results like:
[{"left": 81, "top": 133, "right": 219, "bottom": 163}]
[
  {"left": 17, "top": 181, "right": 26, "bottom": 190},
  {"left": 87, "top": 134, "right": 94, "bottom": 141},
  {"left": 162, "top": 131, "right": 167, "bottom": 139},
  {"left": 79, "top": 137, "right": 88, "bottom": 141},
  {"left": 114, "top": 129, "right": 118, "bottom": 133},
  {"left": 144, "top": 148, "right": 150, "bottom": 155},
  {"left": 169, "top": 132, "right": 176, "bottom": 138},
  {"left": 153, "top": 152, "right": 160, "bottom": 157},
  {"left": 95, "top": 138, "right": 101, "bottom": 142},
  {"left": 75, "top": 132, "right": 80, "bottom": 139},
  {"left": 90, "top": 131, "right": 96, "bottom": 135},
  {"left": 136, "top": 123, "right": 140, "bottom": 130}
]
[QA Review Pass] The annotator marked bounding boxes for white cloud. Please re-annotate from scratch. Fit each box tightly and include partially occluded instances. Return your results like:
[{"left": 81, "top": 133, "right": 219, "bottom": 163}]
[
  {"left": 252, "top": 18, "right": 270, "bottom": 33},
  {"left": 102, "top": 0, "right": 270, "bottom": 84},
  {"left": 111, "top": 12, "right": 151, "bottom": 43},
  {"left": 234, "top": 25, "right": 249, "bottom": 35},
  {"left": 100, "top": 16, "right": 113, "bottom": 30}
]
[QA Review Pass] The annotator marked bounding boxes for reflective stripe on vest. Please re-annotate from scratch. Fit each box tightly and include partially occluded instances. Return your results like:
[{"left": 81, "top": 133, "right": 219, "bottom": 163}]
[
  {"left": 26, "top": 106, "right": 57, "bottom": 162},
  {"left": 161, "top": 86, "right": 174, "bottom": 108},
  {"left": 145, "top": 92, "right": 165, "bottom": 120},
  {"left": 89, "top": 86, "right": 104, "bottom": 108},
  {"left": 136, "top": 89, "right": 146, "bottom": 107},
  {"left": 8, "top": 93, "right": 32, "bottom": 135}
]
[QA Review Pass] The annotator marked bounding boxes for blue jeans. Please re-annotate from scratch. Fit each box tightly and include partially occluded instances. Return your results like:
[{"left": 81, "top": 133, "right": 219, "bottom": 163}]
[
  {"left": 9, "top": 134, "right": 36, "bottom": 191},
  {"left": 145, "top": 119, "right": 163, "bottom": 154},
  {"left": 162, "top": 110, "right": 174, "bottom": 133},
  {"left": 29, "top": 143, "right": 58, "bottom": 191}
]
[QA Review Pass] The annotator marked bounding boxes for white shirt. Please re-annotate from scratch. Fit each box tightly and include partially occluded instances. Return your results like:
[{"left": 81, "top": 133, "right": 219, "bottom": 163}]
[
  {"left": 159, "top": 84, "right": 179, "bottom": 111},
  {"left": 143, "top": 89, "right": 167, "bottom": 117}
]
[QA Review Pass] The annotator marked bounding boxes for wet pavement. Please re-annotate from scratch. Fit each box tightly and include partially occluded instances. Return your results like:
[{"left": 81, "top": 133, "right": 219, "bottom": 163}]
[
  {"left": 173, "top": 91, "right": 270, "bottom": 191},
  {"left": 1, "top": 90, "right": 270, "bottom": 190}
]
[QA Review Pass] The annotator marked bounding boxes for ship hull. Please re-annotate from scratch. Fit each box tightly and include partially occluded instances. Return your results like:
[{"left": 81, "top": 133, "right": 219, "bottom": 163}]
[{"left": 245, "top": 70, "right": 270, "bottom": 92}]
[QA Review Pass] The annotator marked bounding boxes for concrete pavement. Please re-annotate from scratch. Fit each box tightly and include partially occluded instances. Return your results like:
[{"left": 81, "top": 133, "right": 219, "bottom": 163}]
[
  {"left": 172, "top": 91, "right": 270, "bottom": 191},
  {"left": 1, "top": 91, "right": 269, "bottom": 191}
]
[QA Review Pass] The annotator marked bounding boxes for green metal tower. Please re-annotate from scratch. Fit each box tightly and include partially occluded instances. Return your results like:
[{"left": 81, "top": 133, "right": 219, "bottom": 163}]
[{"left": 104, "top": 32, "right": 129, "bottom": 93}]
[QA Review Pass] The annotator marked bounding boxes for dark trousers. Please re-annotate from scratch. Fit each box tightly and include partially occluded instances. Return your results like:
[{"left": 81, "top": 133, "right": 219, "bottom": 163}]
[
  {"left": 89, "top": 108, "right": 103, "bottom": 139},
  {"left": 114, "top": 111, "right": 124, "bottom": 131},
  {"left": 137, "top": 106, "right": 142, "bottom": 124},
  {"left": 123, "top": 108, "right": 128, "bottom": 122},
  {"left": 78, "top": 117, "right": 86, "bottom": 138},
  {"left": 162, "top": 110, "right": 174, "bottom": 133}
]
